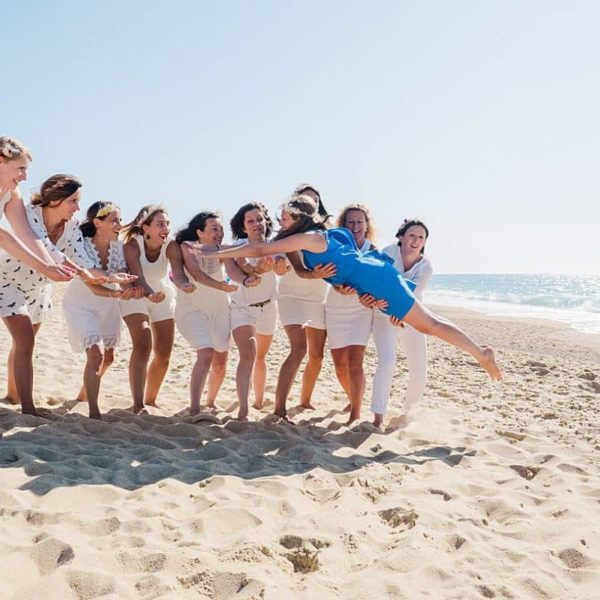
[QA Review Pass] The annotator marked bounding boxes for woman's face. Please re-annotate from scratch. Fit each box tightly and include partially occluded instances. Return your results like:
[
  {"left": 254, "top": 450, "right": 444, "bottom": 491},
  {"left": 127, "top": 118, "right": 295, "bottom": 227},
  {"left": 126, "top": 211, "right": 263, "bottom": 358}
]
[
  {"left": 143, "top": 211, "right": 171, "bottom": 245},
  {"left": 197, "top": 217, "right": 224, "bottom": 245},
  {"left": 0, "top": 156, "right": 29, "bottom": 190},
  {"left": 94, "top": 209, "right": 122, "bottom": 241},
  {"left": 242, "top": 208, "right": 266, "bottom": 242},
  {"left": 344, "top": 209, "right": 368, "bottom": 243},
  {"left": 400, "top": 225, "right": 427, "bottom": 255},
  {"left": 49, "top": 189, "right": 82, "bottom": 221},
  {"left": 278, "top": 210, "right": 295, "bottom": 231}
]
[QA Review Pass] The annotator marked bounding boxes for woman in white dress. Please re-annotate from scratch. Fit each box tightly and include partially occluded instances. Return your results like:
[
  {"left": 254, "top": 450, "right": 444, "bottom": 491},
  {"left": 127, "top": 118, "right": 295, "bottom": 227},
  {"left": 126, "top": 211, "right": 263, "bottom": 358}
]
[
  {"left": 226, "top": 202, "right": 286, "bottom": 420},
  {"left": 121, "top": 205, "right": 178, "bottom": 414},
  {"left": 368, "top": 219, "right": 433, "bottom": 427},
  {"left": 174, "top": 211, "right": 237, "bottom": 415},
  {"left": 62, "top": 202, "right": 141, "bottom": 418},
  {"left": 273, "top": 185, "right": 335, "bottom": 420},
  {"left": 325, "top": 204, "right": 377, "bottom": 417},
  {"left": 1, "top": 139, "right": 74, "bottom": 417},
  {"left": 1, "top": 171, "right": 107, "bottom": 415}
]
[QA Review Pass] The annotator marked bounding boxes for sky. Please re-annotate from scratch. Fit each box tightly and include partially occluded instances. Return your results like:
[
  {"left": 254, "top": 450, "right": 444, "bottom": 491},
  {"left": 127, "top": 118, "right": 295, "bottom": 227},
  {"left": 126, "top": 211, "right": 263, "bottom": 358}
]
[{"left": 3, "top": 0, "right": 599, "bottom": 274}]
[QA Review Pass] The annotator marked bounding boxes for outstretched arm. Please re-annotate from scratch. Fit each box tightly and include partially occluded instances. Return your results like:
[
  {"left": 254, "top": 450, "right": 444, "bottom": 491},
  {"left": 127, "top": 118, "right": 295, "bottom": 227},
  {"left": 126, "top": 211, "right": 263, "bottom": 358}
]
[{"left": 196, "top": 232, "right": 327, "bottom": 259}]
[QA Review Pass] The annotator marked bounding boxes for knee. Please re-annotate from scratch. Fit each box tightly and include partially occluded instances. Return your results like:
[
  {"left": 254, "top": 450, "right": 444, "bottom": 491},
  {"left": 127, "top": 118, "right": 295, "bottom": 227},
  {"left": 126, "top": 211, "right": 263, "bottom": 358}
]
[
  {"left": 133, "top": 334, "right": 152, "bottom": 359},
  {"left": 153, "top": 348, "right": 172, "bottom": 368},
  {"left": 86, "top": 347, "right": 104, "bottom": 371},
  {"left": 103, "top": 350, "right": 115, "bottom": 368},
  {"left": 15, "top": 335, "right": 35, "bottom": 357},
  {"left": 288, "top": 343, "right": 307, "bottom": 365},
  {"left": 348, "top": 355, "right": 365, "bottom": 372}
]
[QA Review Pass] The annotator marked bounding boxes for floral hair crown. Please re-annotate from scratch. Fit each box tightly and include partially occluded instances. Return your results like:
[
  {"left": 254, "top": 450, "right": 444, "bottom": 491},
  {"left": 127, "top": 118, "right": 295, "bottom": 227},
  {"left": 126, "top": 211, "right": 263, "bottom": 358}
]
[{"left": 95, "top": 203, "right": 117, "bottom": 219}]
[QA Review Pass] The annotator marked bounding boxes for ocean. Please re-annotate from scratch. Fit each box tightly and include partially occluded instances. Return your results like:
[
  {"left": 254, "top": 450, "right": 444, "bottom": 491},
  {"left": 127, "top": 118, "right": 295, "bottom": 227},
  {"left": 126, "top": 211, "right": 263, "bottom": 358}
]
[{"left": 425, "top": 274, "right": 600, "bottom": 335}]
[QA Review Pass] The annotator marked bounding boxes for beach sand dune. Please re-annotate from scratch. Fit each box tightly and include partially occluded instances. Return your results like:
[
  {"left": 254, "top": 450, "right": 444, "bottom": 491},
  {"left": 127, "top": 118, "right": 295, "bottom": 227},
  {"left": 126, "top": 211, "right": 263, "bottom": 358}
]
[{"left": 1, "top": 290, "right": 599, "bottom": 599}]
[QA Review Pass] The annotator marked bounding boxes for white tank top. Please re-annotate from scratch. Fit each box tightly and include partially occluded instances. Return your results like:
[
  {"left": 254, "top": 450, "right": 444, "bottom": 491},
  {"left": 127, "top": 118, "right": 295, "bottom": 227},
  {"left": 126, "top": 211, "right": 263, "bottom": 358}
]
[
  {"left": 135, "top": 235, "right": 171, "bottom": 290},
  {"left": 0, "top": 191, "right": 11, "bottom": 219},
  {"left": 278, "top": 252, "right": 328, "bottom": 303}
]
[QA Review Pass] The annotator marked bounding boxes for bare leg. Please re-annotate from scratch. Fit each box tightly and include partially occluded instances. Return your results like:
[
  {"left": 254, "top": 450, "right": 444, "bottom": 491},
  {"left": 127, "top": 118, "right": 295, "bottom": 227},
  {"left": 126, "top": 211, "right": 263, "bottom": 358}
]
[
  {"left": 190, "top": 347, "right": 214, "bottom": 415},
  {"left": 274, "top": 324, "right": 307, "bottom": 418},
  {"left": 124, "top": 314, "right": 152, "bottom": 413},
  {"left": 299, "top": 327, "right": 326, "bottom": 409},
  {"left": 401, "top": 302, "right": 502, "bottom": 380},
  {"left": 232, "top": 325, "right": 256, "bottom": 420},
  {"left": 346, "top": 345, "right": 367, "bottom": 424},
  {"left": 83, "top": 345, "right": 104, "bottom": 419},
  {"left": 2, "top": 316, "right": 40, "bottom": 415},
  {"left": 252, "top": 333, "right": 273, "bottom": 409},
  {"left": 145, "top": 318, "right": 175, "bottom": 406},
  {"left": 206, "top": 350, "right": 228, "bottom": 409},
  {"left": 2, "top": 344, "right": 19, "bottom": 404},
  {"left": 77, "top": 347, "right": 114, "bottom": 402},
  {"left": 331, "top": 347, "right": 352, "bottom": 403}
]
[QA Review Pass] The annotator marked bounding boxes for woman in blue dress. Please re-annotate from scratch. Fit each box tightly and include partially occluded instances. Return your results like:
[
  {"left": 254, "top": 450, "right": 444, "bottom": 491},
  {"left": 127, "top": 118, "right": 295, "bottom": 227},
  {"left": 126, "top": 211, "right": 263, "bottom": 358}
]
[{"left": 195, "top": 195, "right": 502, "bottom": 424}]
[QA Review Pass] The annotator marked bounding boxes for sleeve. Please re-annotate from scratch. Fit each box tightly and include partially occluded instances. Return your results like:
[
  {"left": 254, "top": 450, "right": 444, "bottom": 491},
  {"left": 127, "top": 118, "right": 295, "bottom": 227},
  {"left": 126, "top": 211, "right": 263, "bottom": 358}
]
[
  {"left": 410, "top": 258, "right": 433, "bottom": 301},
  {"left": 59, "top": 221, "right": 95, "bottom": 269}
]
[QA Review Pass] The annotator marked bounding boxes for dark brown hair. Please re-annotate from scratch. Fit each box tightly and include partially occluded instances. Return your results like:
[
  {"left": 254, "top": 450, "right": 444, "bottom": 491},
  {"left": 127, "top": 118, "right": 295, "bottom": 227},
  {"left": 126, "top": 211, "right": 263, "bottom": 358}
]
[
  {"left": 122, "top": 204, "right": 168, "bottom": 242},
  {"left": 230, "top": 202, "right": 273, "bottom": 240},
  {"left": 293, "top": 183, "right": 329, "bottom": 219},
  {"left": 80, "top": 201, "right": 119, "bottom": 238},
  {"left": 31, "top": 174, "right": 82, "bottom": 207},
  {"left": 176, "top": 211, "right": 221, "bottom": 244},
  {"left": 395, "top": 218, "right": 429, "bottom": 255}
]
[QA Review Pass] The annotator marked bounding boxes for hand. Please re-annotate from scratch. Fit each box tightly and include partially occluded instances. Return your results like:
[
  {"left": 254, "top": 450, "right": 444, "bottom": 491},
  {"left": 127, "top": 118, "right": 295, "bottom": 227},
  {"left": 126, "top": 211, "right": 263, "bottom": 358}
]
[
  {"left": 273, "top": 256, "right": 291, "bottom": 276},
  {"left": 333, "top": 284, "right": 356, "bottom": 296},
  {"left": 119, "top": 286, "right": 145, "bottom": 300},
  {"left": 359, "top": 293, "right": 388, "bottom": 310},
  {"left": 43, "top": 263, "right": 76, "bottom": 282},
  {"left": 80, "top": 269, "right": 109, "bottom": 285},
  {"left": 243, "top": 274, "right": 261, "bottom": 288},
  {"left": 311, "top": 263, "right": 336, "bottom": 279},
  {"left": 220, "top": 281, "right": 239, "bottom": 292},
  {"left": 254, "top": 256, "right": 274, "bottom": 274},
  {"left": 146, "top": 290, "right": 166, "bottom": 303},
  {"left": 177, "top": 281, "right": 196, "bottom": 293},
  {"left": 108, "top": 272, "right": 138, "bottom": 285},
  {"left": 390, "top": 316, "right": 405, "bottom": 328}
]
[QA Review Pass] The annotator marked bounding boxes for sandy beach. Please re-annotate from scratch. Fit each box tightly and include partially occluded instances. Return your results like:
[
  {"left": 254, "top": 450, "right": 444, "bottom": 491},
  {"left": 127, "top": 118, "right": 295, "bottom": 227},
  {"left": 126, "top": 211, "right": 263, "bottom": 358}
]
[{"left": 1, "top": 289, "right": 599, "bottom": 599}]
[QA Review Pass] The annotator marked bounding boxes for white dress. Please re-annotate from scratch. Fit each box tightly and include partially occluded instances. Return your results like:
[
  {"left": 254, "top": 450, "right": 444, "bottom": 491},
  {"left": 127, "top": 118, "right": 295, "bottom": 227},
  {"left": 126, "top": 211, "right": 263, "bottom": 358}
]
[
  {"left": 120, "top": 236, "right": 175, "bottom": 323},
  {"left": 325, "top": 239, "right": 374, "bottom": 349},
  {"left": 0, "top": 203, "right": 91, "bottom": 324},
  {"left": 277, "top": 253, "right": 327, "bottom": 330},
  {"left": 229, "top": 243, "right": 278, "bottom": 336},
  {"left": 175, "top": 257, "right": 231, "bottom": 352},
  {"left": 62, "top": 239, "right": 126, "bottom": 352}
]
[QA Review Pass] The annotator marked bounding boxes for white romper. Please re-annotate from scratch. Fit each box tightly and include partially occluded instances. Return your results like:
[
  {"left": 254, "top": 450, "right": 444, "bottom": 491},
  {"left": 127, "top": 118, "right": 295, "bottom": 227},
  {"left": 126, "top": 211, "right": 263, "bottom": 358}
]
[
  {"left": 0, "top": 203, "right": 91, "bottom": 324},
  {"left": 277, "top": 253, "right": 327, "bottom": 330},
  {"left": 175, "top": 256, "right": 231, "bottom": 352},
  {"left": 62, "top": 239, "right": 126, "bottom": 352},
  {"left": 120, "top": 235, "right": 175, "bottom": 323},
  {"left": 229, "top": 244, "right": 278, "bottom": 336},
  {"left": 325, "top": 239, "right": 374, "bottom": 349}
]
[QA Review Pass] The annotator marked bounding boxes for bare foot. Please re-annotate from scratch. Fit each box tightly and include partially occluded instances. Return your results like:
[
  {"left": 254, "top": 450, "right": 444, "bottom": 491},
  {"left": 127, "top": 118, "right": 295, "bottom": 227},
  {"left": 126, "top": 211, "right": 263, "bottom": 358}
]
[
  {"left": 89, "top": 410, "right": 102, "bottom": 420},
  {"left": 132, "top": 405, "right": 147, "bottom": 415},
  {"left": 345, "top": 411, "right": 360, "bottom": 427},
  {"left": 20, "top": 405, "right": 40, "bottom": 417},
  {"left": 479, "top": 346, "right": 502, "bottom": 381},
  {"left": 253, "top": 401, "right": 264, "bottom": 410},
  {"left": 373, "top": 413, "right": 383, "bottom": 428},
  {"left": 206, "top": 402, "right": 221, "bottom": 412},
  {"left": 298, "top": 402, "right": 316, "bottom": 410},
  {"left": 343, "top": 403, "right": 351, "bottom": 413},
  {"left": 1, "top": 394, "right": 20, "bottom": 406},
  {"left": 189, "top": 406, "right": 201, "bottom": 417},
  {"left": 76, "top": 386, "right": 88, "bottom": 402},
  {"left": 236, "top": 413, "right": 248, "bottom": 421},
  {"left": 144, "top": 400, "right": 159, "bottom": 408}
]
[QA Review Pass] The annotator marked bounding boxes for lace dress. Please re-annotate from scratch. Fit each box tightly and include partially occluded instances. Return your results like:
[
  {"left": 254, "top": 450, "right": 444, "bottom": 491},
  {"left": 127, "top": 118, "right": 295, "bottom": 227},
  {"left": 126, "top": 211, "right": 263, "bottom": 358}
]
[
  {"left": 62, "top": 238, "right": 126, "bottom": 352},
  {"left": 0, "top": 203, "right": 93, "bottom": 323}
]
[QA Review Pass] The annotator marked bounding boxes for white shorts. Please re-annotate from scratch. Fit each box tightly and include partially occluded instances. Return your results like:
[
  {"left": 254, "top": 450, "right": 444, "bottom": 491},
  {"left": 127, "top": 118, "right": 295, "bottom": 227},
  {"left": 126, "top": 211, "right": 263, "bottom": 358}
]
[
  {"left": 176, "top": 304, "right": 230, "bottom": 352},
  {"left": 120, "top": 287, "right": 175, "bottom": 323},
  {"left": 0, "top": 277, "right": 52, "bottom": 325},
  {"left": 230, "top": 299, "right": 277, "bottom": 336},
  {"left": 278, "top": 296, "right": 326, "bottom": 330},
  {"left": 326, "top": 305, "right": 373, "bottom": 349}
]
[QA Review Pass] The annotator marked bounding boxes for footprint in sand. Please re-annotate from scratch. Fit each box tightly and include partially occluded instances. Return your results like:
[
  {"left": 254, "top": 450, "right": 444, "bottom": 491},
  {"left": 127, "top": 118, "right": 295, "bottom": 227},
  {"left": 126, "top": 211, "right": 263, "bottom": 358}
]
[
  {"left": 510, "top": 465, "right": 540, "bottom": 480},
  {"left": 557, "top": 547, "right": 591, "bottom": 569},
  {"left": 378, "top": 507, "right": 419, "bottom": 530},
  {"left": 117, "top": 551, "right": 167, "bottom": 573},
  {"left": 29, "top": 536, "right": 74, "bottom": 575},
  {"left": 67, "top": 570, "right": 116, "bottom": 598}
]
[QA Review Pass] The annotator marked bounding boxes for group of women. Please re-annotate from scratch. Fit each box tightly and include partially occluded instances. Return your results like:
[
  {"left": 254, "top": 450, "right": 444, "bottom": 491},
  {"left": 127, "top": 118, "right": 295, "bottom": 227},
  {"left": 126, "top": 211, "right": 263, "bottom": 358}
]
[{"left": 0, "top": 135, "right": 501, "bottom": 426}]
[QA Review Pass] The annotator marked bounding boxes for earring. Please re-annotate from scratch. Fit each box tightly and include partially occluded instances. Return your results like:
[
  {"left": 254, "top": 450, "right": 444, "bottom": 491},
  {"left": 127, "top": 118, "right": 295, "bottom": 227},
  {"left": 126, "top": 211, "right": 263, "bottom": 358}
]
[{"left": 145, "top": 234, "right": 151, "bottom": 240}]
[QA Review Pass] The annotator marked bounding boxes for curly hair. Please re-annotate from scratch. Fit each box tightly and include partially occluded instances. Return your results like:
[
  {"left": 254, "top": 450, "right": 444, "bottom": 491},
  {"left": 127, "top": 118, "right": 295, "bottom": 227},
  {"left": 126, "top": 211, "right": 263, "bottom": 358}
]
[
  {"left": 274, "top": 194, "right": 328, "bottom": 240},
  {"left": 230, "top": 202, "right": 273, "bottom": 240},
  {"left": 175, "top": 211, "right": 221, "bottom": 244},
  {"left": 335, "top": 203, "right": 377, "bottom": 243},
  {"left": 0, "top": 136, "right": 32, "bottom": 162}
]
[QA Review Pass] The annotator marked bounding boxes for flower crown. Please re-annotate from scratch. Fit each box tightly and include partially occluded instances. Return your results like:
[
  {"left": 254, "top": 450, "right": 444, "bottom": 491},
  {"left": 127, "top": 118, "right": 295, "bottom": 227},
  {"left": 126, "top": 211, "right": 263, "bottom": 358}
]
[{"left": 95, "top": 203, "right": 117, "bottom": 219}]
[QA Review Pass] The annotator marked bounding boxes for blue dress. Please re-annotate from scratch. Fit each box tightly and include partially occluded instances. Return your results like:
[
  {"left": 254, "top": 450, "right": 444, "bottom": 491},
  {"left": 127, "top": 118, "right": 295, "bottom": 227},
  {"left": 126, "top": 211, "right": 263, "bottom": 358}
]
[{"left": 302, "top": 227, "right": 417, "bottom": 320}]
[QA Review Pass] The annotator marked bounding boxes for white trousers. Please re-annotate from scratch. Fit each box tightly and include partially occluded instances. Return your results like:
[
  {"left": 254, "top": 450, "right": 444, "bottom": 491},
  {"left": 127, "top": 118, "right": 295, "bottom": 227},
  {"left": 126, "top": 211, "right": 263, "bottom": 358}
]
[{"left": 370, "top": 314, "right": 427, "bottom": 415}]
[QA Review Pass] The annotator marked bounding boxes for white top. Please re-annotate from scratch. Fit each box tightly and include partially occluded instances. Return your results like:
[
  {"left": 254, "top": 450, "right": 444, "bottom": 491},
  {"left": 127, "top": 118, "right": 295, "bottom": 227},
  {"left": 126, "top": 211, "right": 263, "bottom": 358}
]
[
  {"left": 0, "top": 191, "right": 10, "bottom": 219},
  {"left": 381, "top": 244, "right": 433, "bottom": 301},
  {"left": 134, "top": 235, "right": 171, "bottom": 291},
  {"left": 277, "top": 252, "right": 328, "bottom": 303},
  {"left": 325, "top": 239, "right": 373, "bottom": 309},
  {"left": 228, "top": 240, "right": 277, "bottom": 306}
]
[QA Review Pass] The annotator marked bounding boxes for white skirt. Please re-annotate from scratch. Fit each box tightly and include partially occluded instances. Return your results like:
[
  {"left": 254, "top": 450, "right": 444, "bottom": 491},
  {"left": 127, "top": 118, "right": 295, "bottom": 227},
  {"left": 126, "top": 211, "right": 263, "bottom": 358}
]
[
  {"left": 325, "top": 304, "right": 373, "bottom": 349},
  {"left": 278, "top": 296, "right": 326, "bottom": 330}
]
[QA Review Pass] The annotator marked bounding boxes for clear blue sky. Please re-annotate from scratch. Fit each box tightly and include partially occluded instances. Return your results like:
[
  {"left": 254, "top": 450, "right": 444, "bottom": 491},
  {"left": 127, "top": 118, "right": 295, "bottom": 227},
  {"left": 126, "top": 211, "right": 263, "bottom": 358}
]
[{"left": 4, "top": 0, "right": 599, "bottom": 273}]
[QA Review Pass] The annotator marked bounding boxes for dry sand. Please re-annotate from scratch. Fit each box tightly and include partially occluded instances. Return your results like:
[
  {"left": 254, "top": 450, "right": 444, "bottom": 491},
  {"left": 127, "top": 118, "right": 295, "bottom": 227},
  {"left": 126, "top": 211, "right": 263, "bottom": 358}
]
[{"left": 1, "top": 289, "right": 599, "bottom": 599}]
